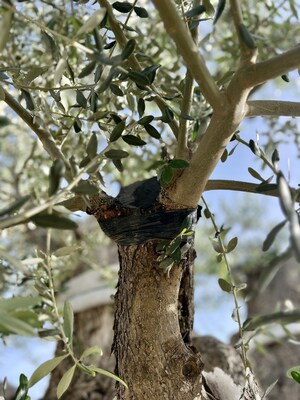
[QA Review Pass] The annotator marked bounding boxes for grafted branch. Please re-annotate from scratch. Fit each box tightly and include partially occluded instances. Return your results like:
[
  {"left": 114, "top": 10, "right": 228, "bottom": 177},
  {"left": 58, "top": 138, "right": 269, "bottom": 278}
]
[
  {"left": 246, "top": 100, "right": 300, "bottom": 117},
  {"left": 151, "top": 0, "right": 224, "bottom": 111},
  {"left": 241, "top": 45, "right": 300, "bottom": 89}
]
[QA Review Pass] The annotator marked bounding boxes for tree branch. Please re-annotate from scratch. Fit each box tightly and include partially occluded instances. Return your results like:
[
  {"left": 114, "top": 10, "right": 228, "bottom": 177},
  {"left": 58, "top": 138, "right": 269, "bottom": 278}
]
[
  {"left": 176, "top": 0, "right": 200, "bottom": 160},
  {"left": 205, "top": 179, "right": 300, "bottom": 202},
  {"left": 2, "top": 88, "right": 67, "bottom": 162},
  {"left": 241, "top": 45, "right": 300, "bottom": 89},
  {"left": 151, "top": 0, "right": 224, "bottom": 111},
  {"left": 229, "top": 0, "right": 257, "bottom": 63},
  {"left": 97, "top": 0, "right": 179, "bottom": 138},
  {"left": 246, "top": 100, "right": 300, "bottom": 117},
  {"left": 176, "top": 71, "right": 193, "bottom": 159}
]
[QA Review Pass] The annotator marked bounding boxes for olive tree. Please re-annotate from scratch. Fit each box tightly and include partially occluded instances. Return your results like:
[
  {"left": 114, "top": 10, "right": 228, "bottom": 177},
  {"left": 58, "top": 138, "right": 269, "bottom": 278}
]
[{"left": 0, "top": 0, "right": 300, "bottom": 399}]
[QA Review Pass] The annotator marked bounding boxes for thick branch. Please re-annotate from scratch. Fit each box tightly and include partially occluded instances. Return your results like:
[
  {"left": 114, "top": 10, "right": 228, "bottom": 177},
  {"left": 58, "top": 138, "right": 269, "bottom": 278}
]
[
  {"left": 98, "top": 0, "right": 179, "bottom": 137},
  {"left": 2, "top": 88, "right": 66, "bottom": 162},
  {"left": 241, "top": 45, "right": 300, "bottom": 89},
  {"left": 151, "top": 0, "right": 224, "bottom": 111},
  {"left": 246, "top": 100, "right": 300, "bottom": 117},
  {"left": 168, "top": 107, "right": 246, "bottom": 207}
]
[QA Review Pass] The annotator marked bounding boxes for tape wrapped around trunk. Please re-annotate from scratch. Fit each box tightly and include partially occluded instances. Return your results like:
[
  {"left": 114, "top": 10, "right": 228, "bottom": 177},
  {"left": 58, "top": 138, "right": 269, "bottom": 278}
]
[{"left": 90, "top": 177, "right": 200, "bottom": 246}]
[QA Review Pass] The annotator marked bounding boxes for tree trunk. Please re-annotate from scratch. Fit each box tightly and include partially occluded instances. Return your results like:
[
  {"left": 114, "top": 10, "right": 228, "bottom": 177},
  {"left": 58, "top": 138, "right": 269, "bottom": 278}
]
[{"left": 113, "top": 242, "right": 203, "bottom": 400}]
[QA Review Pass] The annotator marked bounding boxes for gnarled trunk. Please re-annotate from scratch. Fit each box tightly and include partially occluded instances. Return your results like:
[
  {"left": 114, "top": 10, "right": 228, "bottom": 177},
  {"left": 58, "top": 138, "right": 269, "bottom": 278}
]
[{"left": 113, "top": 242, "right": 203, "bottom": 400}]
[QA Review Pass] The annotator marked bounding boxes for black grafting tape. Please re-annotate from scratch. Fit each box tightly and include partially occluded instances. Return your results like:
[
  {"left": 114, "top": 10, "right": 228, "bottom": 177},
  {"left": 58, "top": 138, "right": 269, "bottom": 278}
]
[{"left": 96, "top": 177, "right": 199, "bottom": 245}]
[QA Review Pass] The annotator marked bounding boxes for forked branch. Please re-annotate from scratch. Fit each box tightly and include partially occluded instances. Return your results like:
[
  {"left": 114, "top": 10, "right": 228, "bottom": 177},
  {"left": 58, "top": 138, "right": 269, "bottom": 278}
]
[{"left": 241, "top": 45, "right": 300, "bottom": 89}]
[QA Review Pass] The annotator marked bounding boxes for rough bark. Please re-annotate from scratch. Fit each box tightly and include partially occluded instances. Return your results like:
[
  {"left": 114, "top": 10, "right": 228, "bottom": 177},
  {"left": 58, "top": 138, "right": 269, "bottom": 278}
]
[{"left": 113, "top": 242, "right": 203, "bottom": 400}]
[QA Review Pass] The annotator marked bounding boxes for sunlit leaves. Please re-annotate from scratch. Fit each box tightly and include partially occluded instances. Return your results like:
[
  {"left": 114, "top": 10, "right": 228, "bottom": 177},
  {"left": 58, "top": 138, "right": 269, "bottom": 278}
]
[
  {"left": 0, "top": 312, "right": 37, "bottom": 336},
  {"left": 54, "top": 58, "right": 68, "bottom": 86},
  {"left": 0, "top": 296, "right": 41, "bottom": 312},
  {"left": 63, "top": 301, "right": 74, "bottom": 348},
  {"left": 57, "top": 365, "right": 76, "bottom": 399},
  {"left": 28, "top": 355, "right": 69, "bottom": 388},
  {"left": 75, "top": 9, "right": 106, "bottom": 37},
  {"left": 89, "top": 366, "right": 128, "bottom": 388},
  {"left": 80, "top": 345, "right": 103, "bottom": 361}
]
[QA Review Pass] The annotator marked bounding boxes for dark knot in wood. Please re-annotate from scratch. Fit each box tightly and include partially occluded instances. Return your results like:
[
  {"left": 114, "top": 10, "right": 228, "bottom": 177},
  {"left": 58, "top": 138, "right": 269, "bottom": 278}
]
[{"left": 182, "top": 358, "right": 202, "bottom": 381}]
